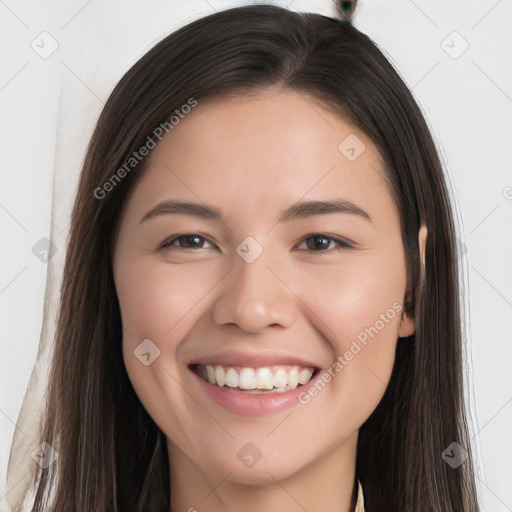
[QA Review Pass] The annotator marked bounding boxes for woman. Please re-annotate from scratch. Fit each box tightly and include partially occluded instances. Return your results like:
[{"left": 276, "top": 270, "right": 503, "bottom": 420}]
[{"left": 14, "top": 5, "right": 479, "bottom": 511}]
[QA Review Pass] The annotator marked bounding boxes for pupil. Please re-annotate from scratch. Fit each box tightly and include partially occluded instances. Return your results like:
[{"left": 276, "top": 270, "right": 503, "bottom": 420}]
[
  {"left": 308, "top": 235, "right": 329, "bottom": 250},
  {"left": 184, "top": 235, "right": 201, "bottom": 247}
]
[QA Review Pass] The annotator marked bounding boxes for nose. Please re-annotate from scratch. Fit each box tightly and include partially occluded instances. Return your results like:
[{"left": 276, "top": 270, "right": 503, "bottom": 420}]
[{"left": 211, "top": 252, "right": 298, "bottom": 333}]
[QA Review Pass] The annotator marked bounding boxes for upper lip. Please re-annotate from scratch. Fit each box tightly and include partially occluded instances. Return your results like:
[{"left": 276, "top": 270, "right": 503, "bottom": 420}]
[{"left": 188, "top": 351, "right": 320, "bottom": 369}]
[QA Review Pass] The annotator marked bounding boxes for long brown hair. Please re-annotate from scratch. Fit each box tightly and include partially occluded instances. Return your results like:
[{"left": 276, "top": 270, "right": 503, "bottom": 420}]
[{"left": 24, "top": 5, "right": 479, "bottom": 511}]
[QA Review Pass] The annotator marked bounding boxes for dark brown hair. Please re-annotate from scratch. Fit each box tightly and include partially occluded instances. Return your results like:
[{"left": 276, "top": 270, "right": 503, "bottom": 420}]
[{"left": 24, "top": 5, "right": 478, "bottom": 511}]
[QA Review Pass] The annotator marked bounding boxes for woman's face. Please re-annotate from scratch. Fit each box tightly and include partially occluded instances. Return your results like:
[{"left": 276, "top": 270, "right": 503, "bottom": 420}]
[{"left": 113, "top": 89, "right": 415, "bottom": 484}]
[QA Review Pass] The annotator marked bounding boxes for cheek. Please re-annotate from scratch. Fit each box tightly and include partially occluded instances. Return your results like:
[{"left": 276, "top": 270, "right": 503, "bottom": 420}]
[
  {"left": 296, "top": 251, "right": 406, "bottom": 341},
  {"left": 116, "top": 260, "right": 219, "bottom": 411},
  {"left": 115, "top": 259, "right": 223, "bottom": 339},
  {"left": 117, "top": 260, "right": 224, "bottom": 441},
  {"left": 292, "top": 252, "right": 406, "bottom": 415}
]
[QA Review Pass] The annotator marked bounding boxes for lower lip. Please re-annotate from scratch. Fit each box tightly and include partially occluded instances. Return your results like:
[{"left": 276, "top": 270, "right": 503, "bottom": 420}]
[{"left": 189, "top": 368, "right": 321, "bottom": 417}]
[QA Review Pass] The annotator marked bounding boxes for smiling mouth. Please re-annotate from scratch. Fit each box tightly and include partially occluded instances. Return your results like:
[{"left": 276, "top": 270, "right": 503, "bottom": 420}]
[{"left": 189, "top": 364, "right": 319, "bottom": 394}]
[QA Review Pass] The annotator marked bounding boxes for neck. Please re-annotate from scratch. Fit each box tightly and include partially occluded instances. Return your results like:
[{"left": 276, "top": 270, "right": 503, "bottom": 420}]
[{"left": 167, "top": 430, "right": 359, "bottom": 512}]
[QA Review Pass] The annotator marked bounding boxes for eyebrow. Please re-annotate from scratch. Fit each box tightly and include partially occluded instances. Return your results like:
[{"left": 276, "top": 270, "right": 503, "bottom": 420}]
[
  {"left": 140, "top": 200, "right": 221, "bottom": 224},
  {"left": 139, "top": 198, "right": 373, "bottom": 225},
  {"left": 279, "top": 199, "right": 373, "bottom": 223}
]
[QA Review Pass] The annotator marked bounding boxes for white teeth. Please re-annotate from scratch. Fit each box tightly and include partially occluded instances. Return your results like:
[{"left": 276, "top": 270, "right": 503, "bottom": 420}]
[
  {"left": 225, "top": 368, "right": 238, "bottom": 388},
  {"left": 238, "top": 368, "right": 256, "bottom": 389},
  {"left": 288, "top": 367, "right": 299, "bottom": 388},
  {"left": 206, "top": 365, "right": 216, "bottom": 384},
  {"left": 255, "top": 367, "right": 274, "bottom": 390},
  {"left": 197, "top": 364, "right": 316, "bottom": 392},
  {"left": 298, "top": 368, "right": 314, "bottom": 385},
  {"left": 214, "top": 365, "right": 225, "bottom": 387},
  {"left": 273, "top": 368, "right": 288, "bottom": 389}
]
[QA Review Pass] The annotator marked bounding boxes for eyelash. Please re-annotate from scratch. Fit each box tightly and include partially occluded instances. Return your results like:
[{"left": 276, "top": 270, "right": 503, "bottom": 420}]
[{"left": 158, "top": 233, "right": 353, "bottom": 254}]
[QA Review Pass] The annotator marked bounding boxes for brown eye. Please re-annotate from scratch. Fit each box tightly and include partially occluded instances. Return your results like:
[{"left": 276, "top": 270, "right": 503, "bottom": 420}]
[
  {"left": 305, "top": 235, "right": 331, "bottom": 250},
  {"left": 297, "top": 234, "right": 352, "bottom": 252},
  {"left": 159, "top": 234, "right": 215, "bottom": 250}
]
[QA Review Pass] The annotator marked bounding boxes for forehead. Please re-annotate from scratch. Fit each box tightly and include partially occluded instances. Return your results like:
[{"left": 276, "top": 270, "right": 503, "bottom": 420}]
[{"left": 121, "top": 90, "right": 394, "bottom": 227}]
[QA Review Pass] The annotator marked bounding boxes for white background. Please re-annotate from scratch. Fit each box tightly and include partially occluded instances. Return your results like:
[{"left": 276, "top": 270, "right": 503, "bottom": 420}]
[{"left": 0, "top": 0, "right": 511, "bottom": 510}]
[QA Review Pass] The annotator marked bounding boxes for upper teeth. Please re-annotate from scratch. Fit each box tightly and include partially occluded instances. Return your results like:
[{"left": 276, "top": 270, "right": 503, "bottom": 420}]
[{"left": 198, "top": 364, "right": 314, "bottom": 392}]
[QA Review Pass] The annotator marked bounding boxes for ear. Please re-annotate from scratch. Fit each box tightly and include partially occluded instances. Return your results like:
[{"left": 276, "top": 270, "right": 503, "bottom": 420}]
[{"left": 398, "top": 225, "right": 428, "bottom": 338}]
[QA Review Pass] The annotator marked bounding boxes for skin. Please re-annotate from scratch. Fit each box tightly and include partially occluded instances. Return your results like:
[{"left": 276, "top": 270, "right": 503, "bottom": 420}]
[{"left": 113, "top": 89, "right": 426, "bottom": 512}]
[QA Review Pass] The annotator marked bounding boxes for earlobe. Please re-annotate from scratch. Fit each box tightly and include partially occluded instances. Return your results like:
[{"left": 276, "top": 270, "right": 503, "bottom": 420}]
[{"left": 398, "top": 224, "right": 428, "bottom": 338}]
